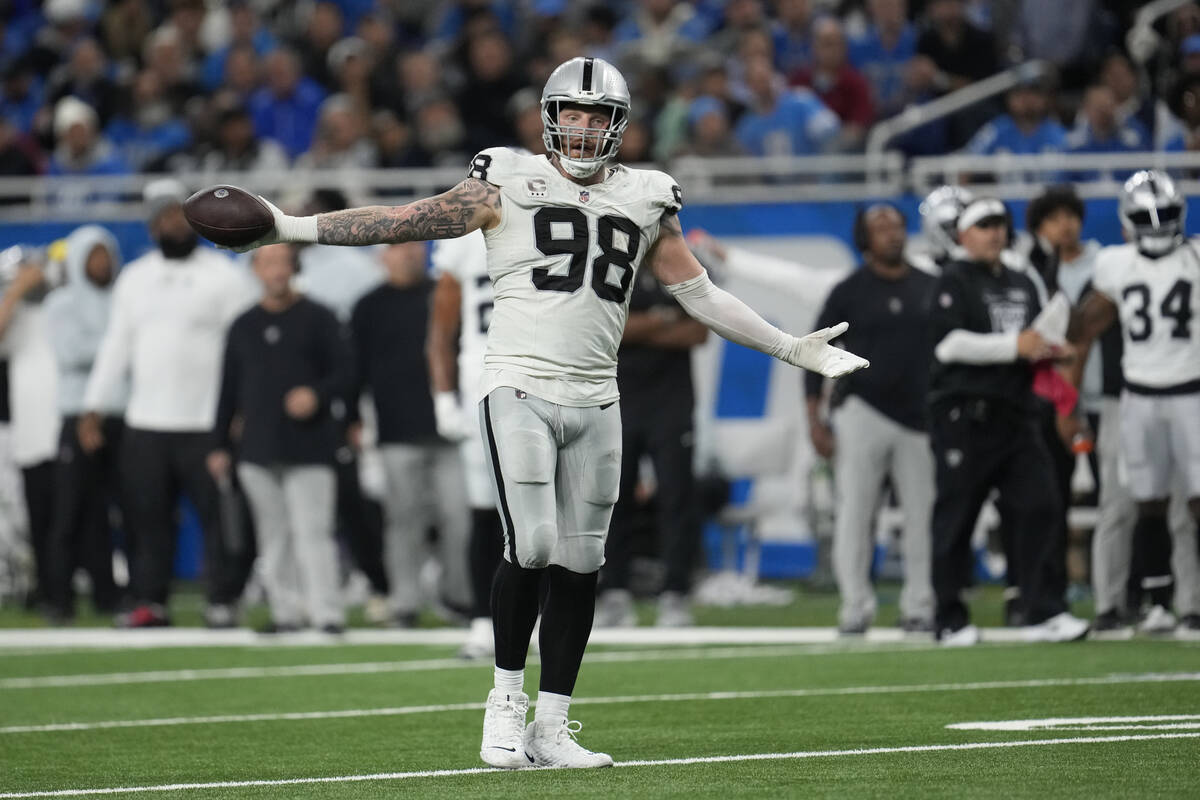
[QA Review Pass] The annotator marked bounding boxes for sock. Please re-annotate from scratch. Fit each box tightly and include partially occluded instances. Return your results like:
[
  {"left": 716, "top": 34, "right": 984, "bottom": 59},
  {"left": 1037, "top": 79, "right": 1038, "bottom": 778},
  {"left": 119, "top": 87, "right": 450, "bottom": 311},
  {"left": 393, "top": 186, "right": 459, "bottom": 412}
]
[
  {"left": 1133, "top": 512, "right": 1173, "bottom": 608},
  {"left": 534, "top": 691, "right": 571, "bottom": 730},
  {"left": 538, "top": 566, "right": 599, "bottom": 696},
  {"left": 491, "top": 559, "right": 543, "bottom": 671},
  {"left": 469, "top": 509, "right": 504, "bottom": 619},
  {"left": 493, "top": 666, "right": 524, "bottom": 695}
]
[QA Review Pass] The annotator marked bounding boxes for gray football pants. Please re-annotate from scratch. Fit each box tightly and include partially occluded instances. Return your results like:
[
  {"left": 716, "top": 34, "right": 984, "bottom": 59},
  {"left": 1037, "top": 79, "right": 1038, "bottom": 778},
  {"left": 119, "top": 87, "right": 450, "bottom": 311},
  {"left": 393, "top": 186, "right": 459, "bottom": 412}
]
[
  {"left": 378, "top": 442, "right": 472, "bottom": 615},
  {"left": 831, "top": 396, "right": 935, "bottom": 627},
  {"left": 1091, "top": 398, "right": 1199, "bottom": 616},
  {"left": 479, "top": 387, "right": 622, "bottom": 573},
  {"left": 237, "top": 463, "right": 343, "bottom": 628}
]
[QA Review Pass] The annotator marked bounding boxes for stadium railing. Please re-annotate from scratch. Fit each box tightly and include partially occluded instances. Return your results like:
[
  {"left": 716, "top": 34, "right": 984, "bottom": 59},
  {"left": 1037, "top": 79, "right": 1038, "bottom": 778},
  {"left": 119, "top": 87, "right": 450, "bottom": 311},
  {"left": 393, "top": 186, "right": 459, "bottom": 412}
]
[{"left": 4, "top": 150, "right": 1200, "bottom": 223}]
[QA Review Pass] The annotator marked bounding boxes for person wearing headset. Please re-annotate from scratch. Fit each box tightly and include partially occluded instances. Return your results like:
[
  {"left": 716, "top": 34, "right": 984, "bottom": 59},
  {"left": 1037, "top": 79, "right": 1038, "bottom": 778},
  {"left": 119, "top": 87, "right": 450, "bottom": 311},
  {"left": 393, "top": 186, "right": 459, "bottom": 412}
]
[{"left": 804, "top": 204, "right": 937, "bottom": 635}]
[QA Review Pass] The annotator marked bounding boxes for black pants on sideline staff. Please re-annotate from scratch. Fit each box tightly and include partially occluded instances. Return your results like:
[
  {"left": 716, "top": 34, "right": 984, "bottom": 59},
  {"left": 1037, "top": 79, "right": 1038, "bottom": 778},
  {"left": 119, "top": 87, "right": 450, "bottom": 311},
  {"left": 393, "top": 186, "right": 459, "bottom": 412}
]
[
  {"left": 20, "top": 460, "right": 54, "bottom": 607},
  {"left": 46, "top": 416, "right": 123, "bottom": 616},
  {"left": 335, "top": 447, "right": 388, "bottom": 596},
  {"left": 605, "top": 388, "right": 700, "bottom": 595},
  {"left": 120, "top": 427, "right": 241, "bottom": 607},
  {"left": 930, "top": 398, "right": 1067, "bottom": 632}
]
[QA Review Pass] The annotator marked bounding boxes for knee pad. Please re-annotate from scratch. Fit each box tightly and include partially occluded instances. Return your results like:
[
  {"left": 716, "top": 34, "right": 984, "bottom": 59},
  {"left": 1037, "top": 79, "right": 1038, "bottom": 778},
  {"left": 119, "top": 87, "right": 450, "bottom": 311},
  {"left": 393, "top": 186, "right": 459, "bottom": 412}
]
[
  {"left": 582, "top": 449, "right": 621, "bottom": 506},
  {"left": 515, "top": 521, "right": 557, "bottom": 569},
  {"left": 552, "top": 533, "right": 606, "bottom": 573}
]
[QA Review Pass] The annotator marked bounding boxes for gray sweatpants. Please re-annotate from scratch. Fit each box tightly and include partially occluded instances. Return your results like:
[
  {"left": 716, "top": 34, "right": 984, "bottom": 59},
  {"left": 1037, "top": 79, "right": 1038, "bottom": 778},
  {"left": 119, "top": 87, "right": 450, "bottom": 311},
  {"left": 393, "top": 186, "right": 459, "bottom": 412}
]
[
  {"left": 831, "top": 396, "right": 935, "bottom": 628},
  {"left": 1091, "top": 398, "right": 1199, "bottom": 616},
  {"left": 378, "top": 442, "right": 471, "bottom": 615},
  {"left": 237, "top": 463, "right": 343, "bottom": 628}
]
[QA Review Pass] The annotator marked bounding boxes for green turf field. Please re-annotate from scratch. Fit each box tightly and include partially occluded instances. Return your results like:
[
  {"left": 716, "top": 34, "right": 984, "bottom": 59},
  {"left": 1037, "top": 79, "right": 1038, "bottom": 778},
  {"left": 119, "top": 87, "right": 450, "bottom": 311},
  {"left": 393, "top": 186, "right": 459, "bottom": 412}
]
[{"left": 1, "top": 626, "right": 1197, "bottom": 798}]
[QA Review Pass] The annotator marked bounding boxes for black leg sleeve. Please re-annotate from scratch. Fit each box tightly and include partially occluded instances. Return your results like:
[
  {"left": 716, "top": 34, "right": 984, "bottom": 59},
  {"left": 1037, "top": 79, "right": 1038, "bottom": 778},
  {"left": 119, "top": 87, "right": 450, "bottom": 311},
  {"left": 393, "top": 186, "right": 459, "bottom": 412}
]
[
  {"left": 1132, "top": 511, "right": 1174, "bottom": 609},
  {"left": 538, "top": 565, "right": 599, "bottom": 696},
  {"left": 491, "top": 559, "right": 543, "bottom": 671}
]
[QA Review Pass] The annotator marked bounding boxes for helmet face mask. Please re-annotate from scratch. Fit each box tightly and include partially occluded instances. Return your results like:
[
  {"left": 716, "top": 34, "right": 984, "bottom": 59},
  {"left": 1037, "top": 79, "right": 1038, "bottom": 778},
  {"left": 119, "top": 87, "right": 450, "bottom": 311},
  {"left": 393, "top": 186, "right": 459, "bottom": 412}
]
[
  {"left": 1120, "top": 169, "right": 1186, "bottom": 257},
  {"left": 541, "top": 57, "right": 631, "bottom": 178}
]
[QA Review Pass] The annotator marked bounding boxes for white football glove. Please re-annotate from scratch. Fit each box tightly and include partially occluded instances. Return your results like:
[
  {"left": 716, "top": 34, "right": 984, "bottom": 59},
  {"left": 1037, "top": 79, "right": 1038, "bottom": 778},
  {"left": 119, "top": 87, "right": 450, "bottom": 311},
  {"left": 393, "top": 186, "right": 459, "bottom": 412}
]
[
  {"left": 230, "top": 196, "right": 318, "bottom": 252},
  {"left": 433, "top": 391, "right": 473, "bottom": 442},
  {"left": 779, "top": 322, "right": 870, "bottom": 378}
]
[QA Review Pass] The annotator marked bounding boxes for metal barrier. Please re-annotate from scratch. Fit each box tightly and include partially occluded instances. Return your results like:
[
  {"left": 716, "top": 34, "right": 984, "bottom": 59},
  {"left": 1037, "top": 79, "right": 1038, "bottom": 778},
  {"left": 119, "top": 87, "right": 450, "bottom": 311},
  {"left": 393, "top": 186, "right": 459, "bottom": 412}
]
[{"left": 2, "top": 149, "right": 1197, "bottom": 223}]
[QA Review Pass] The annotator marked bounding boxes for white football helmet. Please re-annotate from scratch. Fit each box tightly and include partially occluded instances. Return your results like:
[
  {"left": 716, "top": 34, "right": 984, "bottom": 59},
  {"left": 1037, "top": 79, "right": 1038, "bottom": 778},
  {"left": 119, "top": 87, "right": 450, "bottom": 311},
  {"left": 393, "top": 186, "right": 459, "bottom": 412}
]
[
  {"left": 541, "top": 57, "right": 630, "bottom": 179},
  {"left": 919, "top": 185, "right": 975, "bottom": 261},
  {"left": 1119, "top": 169, "right": 1186, "bottom": 257}
]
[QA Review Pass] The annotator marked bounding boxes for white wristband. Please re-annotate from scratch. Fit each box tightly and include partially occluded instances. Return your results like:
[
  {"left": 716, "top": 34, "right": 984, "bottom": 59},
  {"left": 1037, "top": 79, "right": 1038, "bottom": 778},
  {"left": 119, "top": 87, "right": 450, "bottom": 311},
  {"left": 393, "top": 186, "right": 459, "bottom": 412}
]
[{"left": 277, "top": 212, "right": 319, "bottom": 244}]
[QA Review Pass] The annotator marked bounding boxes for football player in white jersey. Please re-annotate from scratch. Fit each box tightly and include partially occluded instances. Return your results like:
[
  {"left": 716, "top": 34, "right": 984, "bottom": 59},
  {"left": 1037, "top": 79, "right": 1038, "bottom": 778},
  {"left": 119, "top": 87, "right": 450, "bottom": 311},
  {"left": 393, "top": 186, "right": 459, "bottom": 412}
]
[
  {"left": 224, "top": 56, "right": 868, "bottom": 769},
  {"left": 1069, "top": 170, "right": 1200, "bottom": 637},
  {"left": 427, "top": 228, "right": 504, "bottom": 660}
]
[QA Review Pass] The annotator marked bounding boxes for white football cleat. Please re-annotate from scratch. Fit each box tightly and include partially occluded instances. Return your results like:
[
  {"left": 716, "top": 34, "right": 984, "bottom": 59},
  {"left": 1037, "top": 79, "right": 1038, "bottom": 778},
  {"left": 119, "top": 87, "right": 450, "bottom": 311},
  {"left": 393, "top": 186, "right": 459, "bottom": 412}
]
[
  {"left": 1138, "top": 605, "right": 1177, "bottom": 635},
  {"left": 938, "top": 623, "right": 980, "bottom": 647},
  {"left": 523, "top": 719, "right": 613, "bottom": 768},
  {"left": 480, "top": 690, "right": 530, "bottom": 769},
  {"left": 459, "top": 617, "right": 494, "bottom": 660},
  {"left": 1022, "top": 611, "right": 1090, "bottom": 643}
]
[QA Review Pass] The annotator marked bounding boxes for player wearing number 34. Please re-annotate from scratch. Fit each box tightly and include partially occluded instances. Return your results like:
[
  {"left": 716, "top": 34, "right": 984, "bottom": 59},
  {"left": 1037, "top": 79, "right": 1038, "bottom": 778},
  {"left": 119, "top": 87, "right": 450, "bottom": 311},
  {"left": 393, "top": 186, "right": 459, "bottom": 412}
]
[
  {"left": 209, "top": 57, "right": 869, "bottom": 769},
  {"left": 1069, "top": 170, "right": 1200, "bottom": 630}
]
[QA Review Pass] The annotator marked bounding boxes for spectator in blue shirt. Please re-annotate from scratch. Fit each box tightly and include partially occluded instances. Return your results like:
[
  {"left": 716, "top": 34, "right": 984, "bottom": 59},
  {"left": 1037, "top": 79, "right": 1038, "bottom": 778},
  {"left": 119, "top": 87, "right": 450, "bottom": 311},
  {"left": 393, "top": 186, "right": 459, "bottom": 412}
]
[
  {"left": 105, "top": 70, "right": 192, "bottom": 172},
  {"left": 964, "top": 81, "right": 1066, "bottom": 155},
  {"left": 771, "top": 0, "right": 817, "bottom": 76},
  {"left": 849, "top": 0, "right": 918, "bottom": 119},
  {"left": 0, "top": 60, "right": 43, "bottom": 135},
  {"left": 613, "top": 0, "right": 712, "bottom": 69},
  {"left": 200, "top": 2, "right": 277, "bottom": 91},
  {"left": 249, "top": 48, "right": 326, "bottom": 160},
  {"left": 1066, "top": 84, "right": 1149, "bottom": 181},
  {"left": 734, "top": 53, "right": 840, "bottom": 156}
]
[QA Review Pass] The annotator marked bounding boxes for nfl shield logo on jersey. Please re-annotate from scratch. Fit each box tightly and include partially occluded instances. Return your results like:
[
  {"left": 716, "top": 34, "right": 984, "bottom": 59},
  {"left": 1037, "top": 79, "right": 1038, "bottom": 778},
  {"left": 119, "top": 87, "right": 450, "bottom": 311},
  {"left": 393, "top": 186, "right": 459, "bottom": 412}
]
[{"left": 579, "top": 190, "right": 591, "bottom": 204}]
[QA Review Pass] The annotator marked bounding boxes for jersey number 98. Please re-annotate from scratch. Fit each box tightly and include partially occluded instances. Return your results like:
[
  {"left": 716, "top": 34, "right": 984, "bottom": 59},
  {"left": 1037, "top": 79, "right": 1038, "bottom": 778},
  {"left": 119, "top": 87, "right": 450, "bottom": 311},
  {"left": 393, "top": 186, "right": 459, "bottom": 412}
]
[{"left": 532, "top": 207, "right": 639, "bottom": 302}]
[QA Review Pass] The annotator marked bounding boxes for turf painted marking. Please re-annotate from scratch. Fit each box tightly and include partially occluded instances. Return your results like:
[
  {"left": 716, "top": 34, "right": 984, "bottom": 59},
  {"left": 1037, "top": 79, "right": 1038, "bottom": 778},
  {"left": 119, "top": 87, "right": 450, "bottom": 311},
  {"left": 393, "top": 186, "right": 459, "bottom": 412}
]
[
  {"left": 3, "top": 672, "right": 1198, "bottom": 735},
  {"left": 0, "top": 643, "right": 944, "bottom": 690},
  {"left": 949, "top": 714, "right": 1200, "bottom": 732},
  {"left": 1, "top": 733, "right": 1197, "bottom": 798}
]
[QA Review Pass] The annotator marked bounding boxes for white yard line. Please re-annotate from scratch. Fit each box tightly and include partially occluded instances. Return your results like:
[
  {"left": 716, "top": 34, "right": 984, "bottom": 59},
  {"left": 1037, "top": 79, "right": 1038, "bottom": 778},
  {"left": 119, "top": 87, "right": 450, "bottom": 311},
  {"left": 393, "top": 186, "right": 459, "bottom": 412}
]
[
  {"left": 949, "top": 714, "right": 1200, "bottom": 731},
  {"left": 0, "top": 643, "right": 943, "bottom": 690},
  {"left": 1, "top": 732, "right": 1197, "bottom": 798},
  {"left": 3, "top": 672, "right": 1197, "bottom": 735},
  {"left": 0, "top": 625, "right": 1038, "bottom": 651}
]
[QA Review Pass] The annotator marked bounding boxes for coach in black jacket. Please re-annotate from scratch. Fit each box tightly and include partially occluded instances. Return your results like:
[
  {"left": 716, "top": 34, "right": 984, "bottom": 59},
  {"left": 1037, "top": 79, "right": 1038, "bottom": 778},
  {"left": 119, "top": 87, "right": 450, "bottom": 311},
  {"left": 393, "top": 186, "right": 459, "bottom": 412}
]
[
  {"left": 209, "top": 243, "right": 352, "bottom": 633},
  {"left": 927, "top": 198, "right": 1088, "bottom": 645}
]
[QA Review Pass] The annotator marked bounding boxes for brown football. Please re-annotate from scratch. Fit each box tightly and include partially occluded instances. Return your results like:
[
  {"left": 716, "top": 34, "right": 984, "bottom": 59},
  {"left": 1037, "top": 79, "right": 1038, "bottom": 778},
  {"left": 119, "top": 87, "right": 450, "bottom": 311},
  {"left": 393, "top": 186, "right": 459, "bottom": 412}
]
[{"left": 183, "top": 185, "right": 274, "bottom": 247}]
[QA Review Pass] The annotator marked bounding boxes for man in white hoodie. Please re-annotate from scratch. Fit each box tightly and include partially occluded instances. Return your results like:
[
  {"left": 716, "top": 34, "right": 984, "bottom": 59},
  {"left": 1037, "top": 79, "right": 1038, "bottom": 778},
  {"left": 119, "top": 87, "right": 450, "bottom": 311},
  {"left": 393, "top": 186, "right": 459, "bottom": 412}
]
[
  {"left": 81, "top": 180, "right": 257, "bottom": 627},
  {"left": 43, "top": 225, "right": 125, "bottom": 621}
]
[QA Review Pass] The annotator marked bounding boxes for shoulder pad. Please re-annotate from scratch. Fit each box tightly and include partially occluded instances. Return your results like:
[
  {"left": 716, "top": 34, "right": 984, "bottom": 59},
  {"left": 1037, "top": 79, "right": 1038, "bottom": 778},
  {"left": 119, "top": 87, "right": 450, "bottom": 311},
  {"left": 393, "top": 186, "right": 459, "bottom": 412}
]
[{"left": 466, "top": 147, "right": 534, "bottom": 188}]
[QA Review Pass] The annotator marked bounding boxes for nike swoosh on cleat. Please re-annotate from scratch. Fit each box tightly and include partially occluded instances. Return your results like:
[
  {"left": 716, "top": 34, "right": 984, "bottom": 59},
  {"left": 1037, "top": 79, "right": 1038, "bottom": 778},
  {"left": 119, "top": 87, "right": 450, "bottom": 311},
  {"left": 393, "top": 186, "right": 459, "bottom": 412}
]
[
  {"left": 524, "top": 751, "right": 536, "bottom": 763},
  {"left": 489, "top": 746, "right": 516, "bottom": 752}
]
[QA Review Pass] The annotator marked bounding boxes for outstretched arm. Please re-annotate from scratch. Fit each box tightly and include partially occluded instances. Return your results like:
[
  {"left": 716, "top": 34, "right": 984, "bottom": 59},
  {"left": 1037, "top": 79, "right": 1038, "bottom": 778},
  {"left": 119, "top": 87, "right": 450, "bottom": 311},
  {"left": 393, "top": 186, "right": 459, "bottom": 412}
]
[
  {"left": 243, "top": 179, "right": 503, "bottom": 250},
  {"left": 1065, "top": 289, "right": 1118, "bottom": 387},
  {"left": 649, "top": 215, "right": 868, "bottom": 378}
]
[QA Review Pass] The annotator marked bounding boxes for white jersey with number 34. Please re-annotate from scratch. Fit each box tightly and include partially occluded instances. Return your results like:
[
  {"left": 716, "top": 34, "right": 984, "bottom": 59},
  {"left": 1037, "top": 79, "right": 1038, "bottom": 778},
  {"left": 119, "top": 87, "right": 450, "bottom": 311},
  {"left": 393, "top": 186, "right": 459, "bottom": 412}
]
[
  {"left": 1092, "top": 240, "right": 1200, "bottom": 389},
  {"left": 471, "top": 147, "right": 682, "bottom": 407}
]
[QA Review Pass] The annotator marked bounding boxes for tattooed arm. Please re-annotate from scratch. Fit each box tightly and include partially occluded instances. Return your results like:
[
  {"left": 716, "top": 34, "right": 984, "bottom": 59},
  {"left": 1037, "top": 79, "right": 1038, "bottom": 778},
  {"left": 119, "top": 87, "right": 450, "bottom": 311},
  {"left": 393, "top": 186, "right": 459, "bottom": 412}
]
[
  {"left": 1064, "top": 289, "right": 1118, "bottom": 388},
  {"left": 238, "top": 179, "right": 502, "bottom": 250},
  {"left": 319, "top": 179, "right": 501, "bottom": 245},
  {"left": 651, "top": 214, "right": 868, "bottom": 378}
]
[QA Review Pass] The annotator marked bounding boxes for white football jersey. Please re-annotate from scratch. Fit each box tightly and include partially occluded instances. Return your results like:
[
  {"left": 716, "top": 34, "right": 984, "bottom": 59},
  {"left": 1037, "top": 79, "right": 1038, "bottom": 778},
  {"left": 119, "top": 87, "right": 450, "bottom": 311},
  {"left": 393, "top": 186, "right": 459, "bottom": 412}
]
[
  {"left": 472, "top": 147, "right": 682, "bottom": 406},
  {"left": 1092, "top": 240, "right": 1200, "bottom": 389},
  {"left": 431, "top": 229, "right": 492, "bottom": 397}
]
